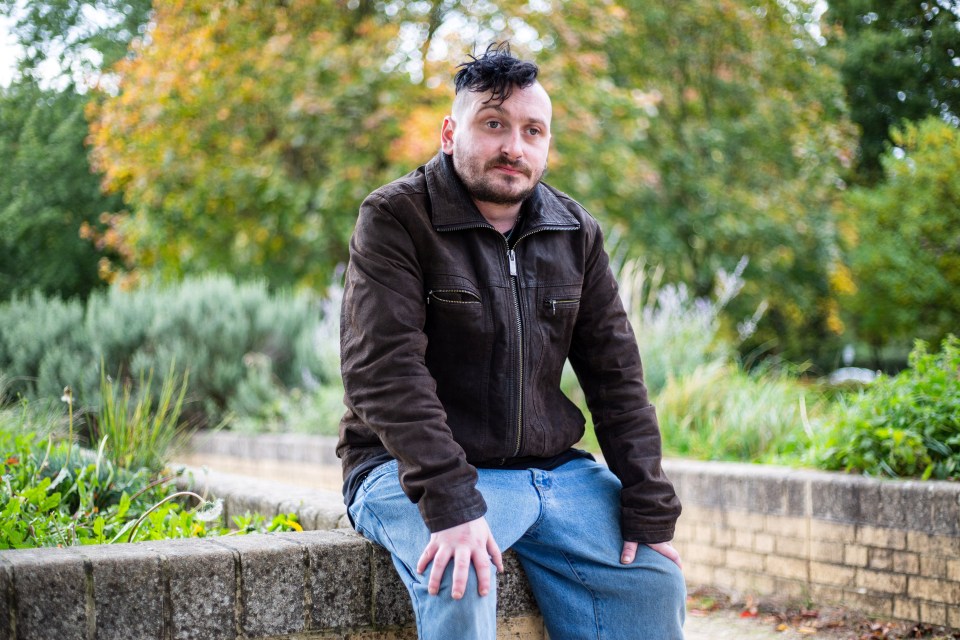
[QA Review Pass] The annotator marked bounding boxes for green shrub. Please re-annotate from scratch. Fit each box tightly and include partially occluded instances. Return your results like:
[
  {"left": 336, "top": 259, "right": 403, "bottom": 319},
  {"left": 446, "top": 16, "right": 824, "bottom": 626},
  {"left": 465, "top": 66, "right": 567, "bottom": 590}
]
[
  {"left": 0, "top": 400, "right": 300, "bottom": 549},
  {"left": 813, "top": 335, "right": 960, "bottom": 479},
  {"left": 0, "top": 275, "right": 334, "bottom": 428},
  {"left": 655, "top": 360, "right": 823, "bottom": 462}
]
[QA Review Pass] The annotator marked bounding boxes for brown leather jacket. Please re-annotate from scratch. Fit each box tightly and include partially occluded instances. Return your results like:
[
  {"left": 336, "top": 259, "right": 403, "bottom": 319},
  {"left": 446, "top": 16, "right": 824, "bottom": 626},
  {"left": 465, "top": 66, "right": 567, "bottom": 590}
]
[{"left": 338, "top": 152, "right": 681, "bottom": 543}]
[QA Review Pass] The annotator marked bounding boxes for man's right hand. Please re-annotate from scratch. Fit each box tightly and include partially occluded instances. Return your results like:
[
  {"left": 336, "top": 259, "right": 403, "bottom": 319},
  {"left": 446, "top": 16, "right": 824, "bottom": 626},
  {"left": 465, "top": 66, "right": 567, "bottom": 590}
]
[{"left": 415, "top": 516, "right": 504, "bottom": 600}]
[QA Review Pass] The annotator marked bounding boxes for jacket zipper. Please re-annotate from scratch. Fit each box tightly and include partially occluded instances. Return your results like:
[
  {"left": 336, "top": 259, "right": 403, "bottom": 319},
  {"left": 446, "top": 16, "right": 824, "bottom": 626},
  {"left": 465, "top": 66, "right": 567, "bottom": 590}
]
[
  {"left": 435, "top": 220, "right": 579, "bottom": 462},
  {"left": 545, "top": 297, "right": 580, "bottom": 315}
]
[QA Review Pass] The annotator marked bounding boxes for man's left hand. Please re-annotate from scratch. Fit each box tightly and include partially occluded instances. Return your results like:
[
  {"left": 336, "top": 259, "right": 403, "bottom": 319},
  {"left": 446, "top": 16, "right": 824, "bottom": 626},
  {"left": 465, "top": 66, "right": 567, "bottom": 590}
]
[{"left": 621, "top": 540, "right": 682, "bottom": 568}]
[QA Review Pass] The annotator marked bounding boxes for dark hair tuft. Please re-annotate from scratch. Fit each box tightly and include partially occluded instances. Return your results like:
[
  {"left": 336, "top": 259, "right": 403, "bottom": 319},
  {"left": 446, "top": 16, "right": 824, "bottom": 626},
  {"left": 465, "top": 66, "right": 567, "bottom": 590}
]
[{"left": 453, "top": 42, "right": 539, "bottom": 105}]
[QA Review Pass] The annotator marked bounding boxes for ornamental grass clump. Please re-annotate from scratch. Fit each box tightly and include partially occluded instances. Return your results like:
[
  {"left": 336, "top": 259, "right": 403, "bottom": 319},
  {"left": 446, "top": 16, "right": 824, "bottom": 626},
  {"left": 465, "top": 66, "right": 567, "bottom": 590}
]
[{"left": 814, "top": 335, "right": 960, "bottom": 480}]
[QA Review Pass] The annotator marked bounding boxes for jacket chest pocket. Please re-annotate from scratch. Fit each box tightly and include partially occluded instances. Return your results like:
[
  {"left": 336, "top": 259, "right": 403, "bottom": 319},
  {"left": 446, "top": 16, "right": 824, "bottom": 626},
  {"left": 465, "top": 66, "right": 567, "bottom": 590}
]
[
  {"left": 535, "top": 285, "right": 582, "bottom": 361},
  {"left": 427, "top": 288, "right": 482, "bottom": 306}
]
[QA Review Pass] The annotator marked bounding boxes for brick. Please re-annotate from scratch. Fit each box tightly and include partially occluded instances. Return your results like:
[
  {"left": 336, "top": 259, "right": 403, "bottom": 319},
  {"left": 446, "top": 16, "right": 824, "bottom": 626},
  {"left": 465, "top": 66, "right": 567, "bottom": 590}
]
[
  {"left": 808, "top": 584, "right": 845, "bottom": 606},
  {"left": 920, "top": 602, "right": 948, "bottom": 627},
  {"left": 810, "top": 561, "right": 856, "bottom": 587},
  {"left": 893, "top": 597, "right": 919, "bottom": 622},
  {"left": 839, "top": 590, "right": 894, "bottom": 617},
  {"left": 726, "top": 549, "right": 764, "bottom": 571},
  {"left": 809, "top": 540, "right": 843, "bottom": 564},
  {"left": 857, "top": 526, "right": 907, "bottom": 550},
  {"left": 892, "top": 551, "right": 920, "bottom": 574},
  {"left": 753, "top": 533, "right": 775, "bottom": 554},
  {"left": 713, "top": 528, "right": 734, "bottom": 548},
  {"left": 764, "top": 556, "right": 807, "bottom": 581},
  {"left": 857, "top": 569, "right": 907, "bottom": 595},
  {"left": 1, "top": 547, "right": 87, "bottom": 640},
  {"left": 732, "top": 571, "right": 775, "bottom": 594},
  {"left": 949, "top": 606, "right": 960, "bottom": 630},
  {"left": 868, "top": 548, "right": 893, "bottom": 571},
  {"left": 770, "top": 577, "right": 806, "bottom": 600},
  {"left": 681, "top": 543, "right": 724, "bottom": 566},
  {"left": 764, "top": 515, "right": 808, "bottom": 538},
  {"left": 683, "top": 563, "right": 714, "bottom": 586},
  {"left": 692, "top": 524, "right": 716, "bottom": 544},
  {"left": 809, "top": 520, "right": 856, "bottom": 543},
  {"left": 908, "top": 577, "right": 960, "bottom": 604},
  {"left": 77, "top": 544, "right": 164, "bottom": 640},
  {"left": 907, "top": 532, "right": 960, "bottom": 557},
  {"left": 920, "top": 554, "right": 949, "bottom": 579},
  {"left": 728, "top": 512, "right": 765, "bottom": 532},
  {"left": 773, "top": 536, "right": 808, "bottom": 559},
  {"left": 811, "top": 475, "right": 872, "bottom": 522},
  {"left": 733, "top": 529, "right": 754, "bottom": 550},
  {"left": 947, "top": 558, "right": 960, "bottom": 581},
  {"left": 844, "top": 544, "right": 869, "bottom": 567}
]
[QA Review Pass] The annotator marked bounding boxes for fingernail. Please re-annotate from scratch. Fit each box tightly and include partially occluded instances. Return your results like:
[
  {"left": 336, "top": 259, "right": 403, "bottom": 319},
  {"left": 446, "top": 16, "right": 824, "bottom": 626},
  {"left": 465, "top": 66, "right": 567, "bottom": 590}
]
[
  {"left": 452, "top": 591, "right": 462, "bottom": 599},
  {"left": 479, "top": 588, "right": 488, "bottom": 596}
]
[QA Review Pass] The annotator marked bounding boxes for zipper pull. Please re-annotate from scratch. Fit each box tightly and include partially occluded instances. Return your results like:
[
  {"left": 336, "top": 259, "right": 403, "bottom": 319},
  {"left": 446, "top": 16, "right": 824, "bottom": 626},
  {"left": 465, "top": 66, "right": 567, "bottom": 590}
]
[
  {"left": 508, "top": 249, "right": 517, "bottom": 277},
  {"left": 426, "top": 289, "right": 432, "bottom": 304},
  {"left": 550, "top": 299, "right": 557, "bottom": 315}
]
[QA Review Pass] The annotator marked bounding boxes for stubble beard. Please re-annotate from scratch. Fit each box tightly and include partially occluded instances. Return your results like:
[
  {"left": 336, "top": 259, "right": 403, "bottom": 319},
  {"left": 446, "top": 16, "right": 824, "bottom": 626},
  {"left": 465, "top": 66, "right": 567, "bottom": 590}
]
[{"left": 453, "top": 152, "right": 546, "bottom": 206}]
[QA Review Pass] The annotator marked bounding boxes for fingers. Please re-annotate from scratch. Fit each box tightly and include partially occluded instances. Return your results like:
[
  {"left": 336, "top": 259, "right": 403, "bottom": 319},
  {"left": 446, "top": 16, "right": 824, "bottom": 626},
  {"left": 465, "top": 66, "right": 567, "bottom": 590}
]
[
  {"left": 487, "top": 536, "right": 504, "bottom": 574},
  {"left": 620, "top": 540, "right": 638, "bottom": 564},
  {"left": 416, "top": 517, "right": 501, "bottom": 599},
  {"left": 647, "top": 541, "right": 683, "bottom": 569}
]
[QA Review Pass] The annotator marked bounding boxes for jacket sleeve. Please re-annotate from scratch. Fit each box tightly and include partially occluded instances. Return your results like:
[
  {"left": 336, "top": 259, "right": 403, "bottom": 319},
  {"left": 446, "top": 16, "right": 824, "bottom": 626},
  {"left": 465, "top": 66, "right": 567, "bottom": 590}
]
[
  {"left": 567, "top": 220, "right": 682, "bottom": 544},
  {"left": 340, "top": 192, "right": 487, "bottom": 532}
]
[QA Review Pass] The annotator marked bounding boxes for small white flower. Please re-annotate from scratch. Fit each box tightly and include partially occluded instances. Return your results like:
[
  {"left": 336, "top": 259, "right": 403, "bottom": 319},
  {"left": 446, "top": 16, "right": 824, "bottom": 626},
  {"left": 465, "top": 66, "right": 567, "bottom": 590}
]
[{"left": 60, "top": 386, "right": 73, "bottom": 407}]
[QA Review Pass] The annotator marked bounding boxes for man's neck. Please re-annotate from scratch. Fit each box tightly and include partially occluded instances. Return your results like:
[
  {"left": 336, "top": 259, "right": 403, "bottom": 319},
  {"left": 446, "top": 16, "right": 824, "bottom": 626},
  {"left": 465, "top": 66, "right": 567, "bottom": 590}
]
[{"left": 474, "top": 200, "right": 521, "bottom": 235}]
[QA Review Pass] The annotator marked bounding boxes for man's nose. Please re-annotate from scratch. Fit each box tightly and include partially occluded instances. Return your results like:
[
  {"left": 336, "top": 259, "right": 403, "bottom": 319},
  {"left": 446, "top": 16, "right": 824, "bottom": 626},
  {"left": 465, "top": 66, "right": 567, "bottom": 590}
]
[{"left": 501, "top": 129, "right": 523, "bottom": 160}]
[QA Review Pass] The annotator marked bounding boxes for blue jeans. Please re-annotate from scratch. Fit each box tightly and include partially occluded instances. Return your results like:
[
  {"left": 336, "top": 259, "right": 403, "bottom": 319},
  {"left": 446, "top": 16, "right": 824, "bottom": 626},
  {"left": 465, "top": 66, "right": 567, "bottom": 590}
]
[{"left": 348, "top": 457, "right": 686, "bottom": 640}]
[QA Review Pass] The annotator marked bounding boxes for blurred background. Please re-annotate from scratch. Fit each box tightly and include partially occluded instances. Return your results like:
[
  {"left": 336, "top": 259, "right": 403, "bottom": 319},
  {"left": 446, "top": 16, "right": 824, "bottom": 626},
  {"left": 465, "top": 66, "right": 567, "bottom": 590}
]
[{"left": 0, "top": 0, "right": 958, "bottom": 476}]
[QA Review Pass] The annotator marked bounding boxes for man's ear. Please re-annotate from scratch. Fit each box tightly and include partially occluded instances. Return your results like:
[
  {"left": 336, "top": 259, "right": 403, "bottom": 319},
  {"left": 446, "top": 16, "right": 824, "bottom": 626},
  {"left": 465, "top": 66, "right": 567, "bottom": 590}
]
[{"left": 440, "top": 116, "right": 456, "bottom": 155}]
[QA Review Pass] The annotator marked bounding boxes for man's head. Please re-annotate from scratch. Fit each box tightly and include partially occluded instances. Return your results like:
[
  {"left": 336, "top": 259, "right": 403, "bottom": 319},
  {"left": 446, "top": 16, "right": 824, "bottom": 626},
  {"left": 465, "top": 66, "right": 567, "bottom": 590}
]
[{"left": 441, "top": 42, "right": 552, "bottom": 211}]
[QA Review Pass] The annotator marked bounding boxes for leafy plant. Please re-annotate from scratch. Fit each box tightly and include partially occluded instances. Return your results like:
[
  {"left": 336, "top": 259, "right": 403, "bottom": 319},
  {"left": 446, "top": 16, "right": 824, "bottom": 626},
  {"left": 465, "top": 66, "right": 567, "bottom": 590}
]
[
  {"left": 90, "top": 363, "right": 191, "bottom": 472},
  {"left": 814, "top": 335, "right": 960, "bottom": 479},
  {"left": 0, "top": 390, "right": 300, "bottom": 550}
]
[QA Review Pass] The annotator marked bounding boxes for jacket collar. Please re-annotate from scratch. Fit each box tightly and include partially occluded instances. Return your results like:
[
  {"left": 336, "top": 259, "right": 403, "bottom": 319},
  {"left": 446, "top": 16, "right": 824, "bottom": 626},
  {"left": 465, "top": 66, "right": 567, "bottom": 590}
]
[{"left": 425, "top": 152, "right": 580, "bottom": 233}]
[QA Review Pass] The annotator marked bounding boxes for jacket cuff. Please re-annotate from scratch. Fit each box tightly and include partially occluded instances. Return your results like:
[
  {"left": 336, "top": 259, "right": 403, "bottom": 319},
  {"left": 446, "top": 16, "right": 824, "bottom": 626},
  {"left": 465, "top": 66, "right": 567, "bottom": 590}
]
[{"left": 418, "top": 490, "right": 488, "bottom": 533}]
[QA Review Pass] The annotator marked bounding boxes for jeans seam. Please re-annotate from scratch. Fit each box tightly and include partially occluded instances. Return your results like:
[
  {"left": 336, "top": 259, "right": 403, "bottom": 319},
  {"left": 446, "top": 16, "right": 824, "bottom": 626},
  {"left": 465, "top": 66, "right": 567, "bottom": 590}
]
[{"left": 559, "top": 549, "right": 603, "bottom": 640}]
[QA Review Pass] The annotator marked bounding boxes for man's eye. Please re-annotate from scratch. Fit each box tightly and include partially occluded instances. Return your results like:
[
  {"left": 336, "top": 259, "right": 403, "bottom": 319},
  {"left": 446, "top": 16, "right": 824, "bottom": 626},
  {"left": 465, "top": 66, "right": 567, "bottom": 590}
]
[
  {"left": 486, "top": 121, "right": 502, "bottom": 129},
  {"left": 527, "top": 128, "right": 541, "bottom": 136}
]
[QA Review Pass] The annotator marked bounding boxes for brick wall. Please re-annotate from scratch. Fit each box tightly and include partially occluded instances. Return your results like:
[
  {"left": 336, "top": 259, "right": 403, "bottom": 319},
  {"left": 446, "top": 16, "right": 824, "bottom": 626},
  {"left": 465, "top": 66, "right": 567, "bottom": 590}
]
[{"left": 664, "top": 459, "right": 960, "bottom": 628}]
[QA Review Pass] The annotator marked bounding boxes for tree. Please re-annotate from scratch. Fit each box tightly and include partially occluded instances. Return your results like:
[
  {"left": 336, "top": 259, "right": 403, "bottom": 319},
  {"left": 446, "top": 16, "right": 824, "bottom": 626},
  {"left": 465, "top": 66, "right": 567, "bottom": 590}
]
[
  {"left": 88, "top": 0, "right": 459, "bottom": 288},
  {"left": 838, "top": 117, "right": 960, "bottom": 349},
  {"left": 0, "top": 0, "right": 152, "bottom": 301},
  {"left": 524, "top": 0, "right": 857, "bottom": 365},
  {"left": 0, "top": 79, "right": 126, "bottom": 300},
  {"left": 827, "top": 0, "right": 960, "bottom": 183}
]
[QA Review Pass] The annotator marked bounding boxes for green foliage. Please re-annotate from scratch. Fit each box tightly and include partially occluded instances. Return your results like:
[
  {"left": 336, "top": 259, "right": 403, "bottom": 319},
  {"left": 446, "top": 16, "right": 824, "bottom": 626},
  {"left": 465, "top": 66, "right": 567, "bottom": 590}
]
[
  {"left": 0, "top": 79, "right": 120, "bottom": 302},
  {"left": 827, "top": 0, "right": 960, "bottom": 182},
  {"left": 0, "top": 401, "right": 300, "bottom": 550},
  {"left": 92, "top": 364, "right": 191, "bottom": 472},
  {"left": 838, "top": 118, "right": 960, "bottom": 347},
  {"left": 814, "top": 335, "right": 960, "bottom": 479},
  {"left": 0, "top": 0, "right": 153, "bottom": 83},
  {"left": 0, "top": 276, "right": 333, "bottom": 427},
  {"left": 656, "top": 361, "right": 822, "bottom": 462},
  {"left": 525, "top": 0, "right": 856, "bottom": 366}
]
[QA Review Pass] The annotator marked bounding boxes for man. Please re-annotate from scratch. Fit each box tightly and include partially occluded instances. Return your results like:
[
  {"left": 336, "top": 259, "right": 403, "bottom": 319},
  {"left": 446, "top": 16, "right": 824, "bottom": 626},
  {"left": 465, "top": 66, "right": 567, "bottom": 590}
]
[{"left": 338, "top": 42, "right": 685, "bottom": 640}]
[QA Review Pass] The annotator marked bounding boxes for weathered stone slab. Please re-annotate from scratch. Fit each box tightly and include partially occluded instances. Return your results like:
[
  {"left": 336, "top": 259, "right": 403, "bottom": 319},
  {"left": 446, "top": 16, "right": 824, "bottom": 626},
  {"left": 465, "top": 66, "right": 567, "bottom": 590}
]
[
  {"left": 279, "top": 530, "right": 372, "bottom": 630},
  {"left": 213, "top": 533, "right": 307, "bottom": 637},
  {"left": 0, "top": 556, "right": 12, "bottom": 640},
  {"left": 144, "top": 538, "right": 238, "bottom": 640},
  {"left": 0, "top": 547, "right": 87, "bottom": 640},
  {"left": 370, "top": 544, "right": 411, "bottom": 628},
  {"left": 77, "top": 542, "right": 164, "bottom": 639}
]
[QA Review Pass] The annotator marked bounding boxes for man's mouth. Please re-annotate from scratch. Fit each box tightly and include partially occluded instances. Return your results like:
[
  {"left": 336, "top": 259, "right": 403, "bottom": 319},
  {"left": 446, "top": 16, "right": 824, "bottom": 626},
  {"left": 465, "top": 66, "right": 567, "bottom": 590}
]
[{"left": 489, "top": 162, "right": 529, "bottom": 177}]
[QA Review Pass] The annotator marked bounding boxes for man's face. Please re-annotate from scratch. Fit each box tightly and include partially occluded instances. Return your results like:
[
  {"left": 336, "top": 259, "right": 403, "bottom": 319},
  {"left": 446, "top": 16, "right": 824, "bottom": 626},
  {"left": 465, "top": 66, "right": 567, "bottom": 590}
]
[{"left": 440, "top": 83, "right": 552, "bottom": 207}]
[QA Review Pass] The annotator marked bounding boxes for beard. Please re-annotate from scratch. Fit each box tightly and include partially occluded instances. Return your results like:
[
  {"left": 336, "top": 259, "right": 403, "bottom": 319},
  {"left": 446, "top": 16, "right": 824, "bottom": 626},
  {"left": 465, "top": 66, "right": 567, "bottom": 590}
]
[{"left": 453, "top": 151, "right": 546, "bottom": 206}]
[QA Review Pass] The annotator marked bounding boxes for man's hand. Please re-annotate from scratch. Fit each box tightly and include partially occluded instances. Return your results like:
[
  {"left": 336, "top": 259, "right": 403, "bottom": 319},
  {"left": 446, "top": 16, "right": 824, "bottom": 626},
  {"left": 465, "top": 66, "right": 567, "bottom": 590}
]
[
  {"left": 621, "top": 540, "right": 682, "bottom": 569},
  {"left": 416, "top": 517, "right": 504, "bottom": 600}
]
